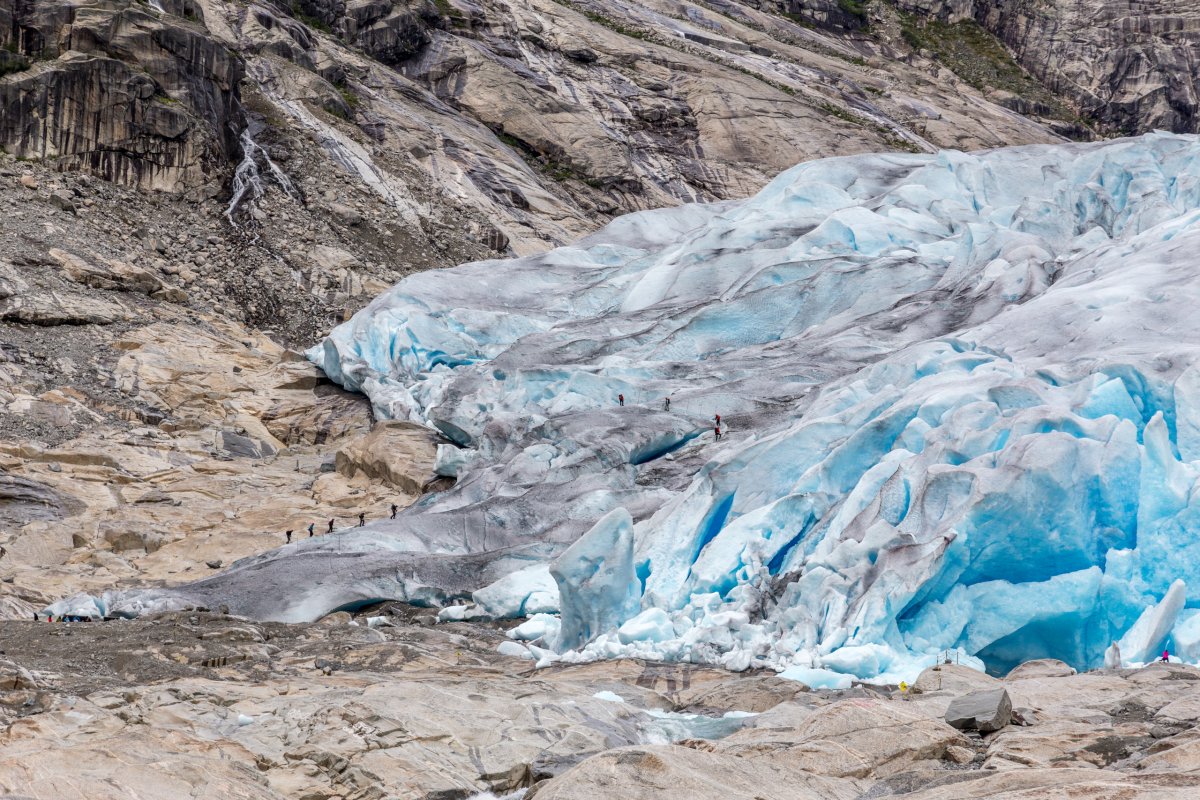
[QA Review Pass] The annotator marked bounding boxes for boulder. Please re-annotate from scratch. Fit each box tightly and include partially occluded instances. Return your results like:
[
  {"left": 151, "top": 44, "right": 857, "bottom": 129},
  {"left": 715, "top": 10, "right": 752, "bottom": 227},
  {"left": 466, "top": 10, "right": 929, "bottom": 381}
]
[
  {"left": 1006, "top": 659, "right": 1077, "bottom": 680},
  {"left": 913, "top": 664, "right": 999, "bottom": 695},
  {"left": 334, "top": 421, "right": 439, "bottom": 494},
  {"left": 0, "top": 292, "right": 131, "bottom": 325},
  {"left": 720, "top": 698, "right": 970, "bottom": 778},
  {"left": 49, "top": 249, "right": 164, "bottom": 295},
  {"left": 945, "top": 688, "right": 1012, "bottom": 733}
]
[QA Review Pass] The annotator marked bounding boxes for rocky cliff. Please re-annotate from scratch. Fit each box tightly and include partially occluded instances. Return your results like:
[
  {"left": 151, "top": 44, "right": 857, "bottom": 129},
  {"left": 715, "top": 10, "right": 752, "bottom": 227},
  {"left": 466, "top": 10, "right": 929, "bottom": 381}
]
[
  {"left": 897, "top": 0, "right": 1200, "bottom": 135},
  {"left": 3, "top": 0, "right": 1078, "bottom": 253},
  {"left": 0, "top": 0, "right": 243, "bottom": 192}
]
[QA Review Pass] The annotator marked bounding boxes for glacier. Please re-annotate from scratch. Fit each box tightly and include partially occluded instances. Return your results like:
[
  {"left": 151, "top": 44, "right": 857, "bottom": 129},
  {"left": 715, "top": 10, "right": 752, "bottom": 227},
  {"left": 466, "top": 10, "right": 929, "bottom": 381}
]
[{"left": 47, "top": 132, "right": 1200, "bottom": 681}]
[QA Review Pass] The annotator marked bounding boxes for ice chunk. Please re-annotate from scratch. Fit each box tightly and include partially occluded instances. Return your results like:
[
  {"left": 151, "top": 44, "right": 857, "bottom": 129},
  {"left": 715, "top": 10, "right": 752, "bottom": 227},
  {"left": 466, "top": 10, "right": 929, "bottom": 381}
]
[
  {"left": 434, "top": 444, "right": 473, "bottom": 477},
  {"left": 472, "top": 564, "right": 559, "bottom": 618},
  {"left": 618, "top": 608, "right": 675, "bottom": 644},
  {"left": 593, "top": 690, "right": 626, "bottom": 703},
  {"left": 43, "top": 593, "right": 106, "bottom": 620},
  {"left": 1172, "top": 610, "right": 1200, "bottom": 663},
  {"left": 510, "top": 614, "right": 562, "bottom": 649},
  {"left": 1104, "top": 641, "right": 1123, "bottom": 670},
  {"left": 777, "top": 666, "right": 854, "bottom": 690},
  {"left": 551, "top": 508, "right": 641, "bottom": 650},
  {"left": 497, "top": 641, "right": 534, "bottom": 660},
  {"left": 1119, "top": 579, "right": 1186, "bottom": 664}
]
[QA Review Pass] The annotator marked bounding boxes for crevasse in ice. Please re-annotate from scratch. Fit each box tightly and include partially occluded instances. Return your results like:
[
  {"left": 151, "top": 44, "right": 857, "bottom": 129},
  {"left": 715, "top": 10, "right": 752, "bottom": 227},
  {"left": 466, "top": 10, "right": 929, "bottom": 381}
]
[{"left": 50, "top": 133, "right": 1200, "bottom": 681}]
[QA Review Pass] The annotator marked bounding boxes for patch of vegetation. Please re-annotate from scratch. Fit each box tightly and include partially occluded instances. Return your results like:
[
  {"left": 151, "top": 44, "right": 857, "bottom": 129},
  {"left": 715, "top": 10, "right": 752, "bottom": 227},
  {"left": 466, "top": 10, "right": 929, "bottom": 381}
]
[
  {"left": 893, "top": 7, "right": 1073, "bottom": 119},
  {"left": 337, "top": 85, "right": 361, "bottom": 110},
  {"left": 549, "top": 0, "right": 653, "bottom": 41},
  {"left": 431, "top": 0, "right": 469, "bottom": 27},
  {"left": 291, "top": 2, "right": 333, "bottom": 34},
  {"left": 325, "top": 83, "right": 362, "bottom": 120},
  {"left": 817, "top": 100, "right": 862, "bottom": 125},
  {"left": 582, "top": 9, "right": 652, "bottom": 40},
  {"left": 0, "top": 53, "right": 29, "bottom": 78},
  {"left": 495, "top": 129, "right": 607, "bottom": 189},
  {"left": 839, "top": 0, "right": 868, "bottom": 18},
  {"left": 818, "top": 101, "right": 922, "bottom": 153},
  {"left": 781, "top": 11, "right": 815, "bottom": 30}
]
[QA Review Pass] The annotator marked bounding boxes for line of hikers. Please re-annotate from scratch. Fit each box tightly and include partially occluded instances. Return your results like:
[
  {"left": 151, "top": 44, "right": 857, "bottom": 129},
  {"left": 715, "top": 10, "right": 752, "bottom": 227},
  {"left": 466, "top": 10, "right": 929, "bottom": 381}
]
[
  {"left": 618, "top": 393, "right": 725, "bottom": 440},
  {"left": 283, "top": 503, "right": 401, "bottom": 543},
  {"left": 32, "top": 612, "right": 92, "bottom": 622}
]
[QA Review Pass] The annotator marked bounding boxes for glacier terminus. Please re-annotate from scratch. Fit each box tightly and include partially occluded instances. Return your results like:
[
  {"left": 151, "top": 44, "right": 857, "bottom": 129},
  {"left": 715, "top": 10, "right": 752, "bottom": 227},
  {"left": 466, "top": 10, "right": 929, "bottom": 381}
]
[{"left": 48, "top": 132, "right": 1200, "bottom": 684}]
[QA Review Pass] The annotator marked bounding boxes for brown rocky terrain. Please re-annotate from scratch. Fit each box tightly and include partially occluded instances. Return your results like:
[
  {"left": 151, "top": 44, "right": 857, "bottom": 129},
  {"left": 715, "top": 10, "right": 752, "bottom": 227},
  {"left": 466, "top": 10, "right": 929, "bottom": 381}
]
[{"left": 4, "top": 610, "right": 1200, "bottom": 799}]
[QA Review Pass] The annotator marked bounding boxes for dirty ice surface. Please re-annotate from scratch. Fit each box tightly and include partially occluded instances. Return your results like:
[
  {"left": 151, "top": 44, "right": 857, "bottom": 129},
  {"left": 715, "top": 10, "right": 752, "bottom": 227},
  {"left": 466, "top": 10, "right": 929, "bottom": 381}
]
[{"left": 50, "top": 133, "right": 1200, "bottom": 682}]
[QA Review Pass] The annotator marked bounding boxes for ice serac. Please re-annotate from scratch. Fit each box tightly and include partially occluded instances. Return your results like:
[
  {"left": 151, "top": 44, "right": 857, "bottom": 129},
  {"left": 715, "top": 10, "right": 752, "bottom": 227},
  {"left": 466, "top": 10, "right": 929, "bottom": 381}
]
[
  {"left": 552, "top": 508, "right": 641, "bottom": 651},
  {"left": 54, "top": 133, "right": 1200, "bottom": 681}
]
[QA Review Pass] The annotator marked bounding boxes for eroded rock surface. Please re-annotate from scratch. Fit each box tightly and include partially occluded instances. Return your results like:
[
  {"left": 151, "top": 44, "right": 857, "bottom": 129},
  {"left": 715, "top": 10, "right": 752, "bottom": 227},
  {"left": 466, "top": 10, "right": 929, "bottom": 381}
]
[
  {"left": 4, "top": 610, "right": 1200, "bottom": 800},
  {"left": 898, "top": 0, "right": 1200, "bottom": 135}
]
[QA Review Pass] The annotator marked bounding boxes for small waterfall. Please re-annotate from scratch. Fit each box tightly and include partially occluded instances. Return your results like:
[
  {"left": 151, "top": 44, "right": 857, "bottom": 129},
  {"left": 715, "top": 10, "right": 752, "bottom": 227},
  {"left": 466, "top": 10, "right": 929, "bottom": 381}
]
[
  {"left": 226, "top": 125, "right": 299, "bottom": 226},
  {"left": 148, "top": 0, "right": 167, "bottom": 13}
]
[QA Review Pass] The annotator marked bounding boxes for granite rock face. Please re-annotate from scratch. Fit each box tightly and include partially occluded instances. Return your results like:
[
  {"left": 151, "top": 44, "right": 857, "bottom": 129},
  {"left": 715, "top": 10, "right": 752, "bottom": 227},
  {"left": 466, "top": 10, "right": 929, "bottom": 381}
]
[
  {"left": 0, "top": 0, "right": 243, "bottom": 191},
  {"left": 898, "top": 0, "right": 1200, "bottom": 135}
]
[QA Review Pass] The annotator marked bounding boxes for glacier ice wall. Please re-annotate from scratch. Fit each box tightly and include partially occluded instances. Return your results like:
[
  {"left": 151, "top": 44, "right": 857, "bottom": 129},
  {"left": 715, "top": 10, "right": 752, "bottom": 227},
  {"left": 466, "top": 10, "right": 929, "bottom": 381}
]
[{"left": 55, "top": 133, "right": 1200, "bottom": 680}]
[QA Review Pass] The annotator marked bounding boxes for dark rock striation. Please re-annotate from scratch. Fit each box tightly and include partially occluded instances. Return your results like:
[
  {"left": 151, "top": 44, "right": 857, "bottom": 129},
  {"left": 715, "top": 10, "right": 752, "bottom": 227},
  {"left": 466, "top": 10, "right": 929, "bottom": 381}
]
[
  {"left": 898, "top": 0, "right": 1200, "bottom": 135},
  {"left": 0, "top": 0, "right": 243, "bottom": 191}
]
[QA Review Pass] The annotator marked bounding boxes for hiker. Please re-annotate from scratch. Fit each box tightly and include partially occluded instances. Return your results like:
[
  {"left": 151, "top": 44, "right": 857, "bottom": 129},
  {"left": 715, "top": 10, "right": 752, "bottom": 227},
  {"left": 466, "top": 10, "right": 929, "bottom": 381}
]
[
  {"left": 33, "top": 612, "right": 38, "bottom": 622},
  {"left": 308, "top": 522, "right": 315, "bottom": 538},
  {"left": 327, "top": 518, "right": 335, "bottom": 534},
  {"left": 618, "top": 393, "right": 625, "bottom": 407},
  {"left": 358, "top": 512, "right": 365, "bottom": 527},
  {"left": 715, "top": 425, "right": 722, "bottom": 441},
  {"left": 714, "top": 413, "right": 721, "bottom": 427},
  {"left": 390, "top": 503, "right": 398, "bottom": 520},
  {"left": 663, "top": 397, "right": 671, "bottom": 411},
  {"left": 1162, "top": 649, "right": 1171, "bottom": 663},
  {"left": 286, "top": 530, "right": 293, "bottom": 544}
]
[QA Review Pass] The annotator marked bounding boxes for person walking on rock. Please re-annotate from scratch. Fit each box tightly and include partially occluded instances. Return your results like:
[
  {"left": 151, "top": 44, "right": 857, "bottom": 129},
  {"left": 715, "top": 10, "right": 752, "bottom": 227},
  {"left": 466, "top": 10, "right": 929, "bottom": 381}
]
[
  {"left": 714, "top": 425, "right": 722, "bottom": 441},
  {"left": 618, "top": 393, "right": 625, "bottom": 407},
  {"left": 714, "top": 413, "right": 721, "bottom": 427},
  {"left": 390, "top": 503, "right": 398, "bottom": 519},
  {"left": 663, "top": 397, "right": 671, "bottom": 411},
  {"left": 358, "top": 512, "right": 365, "bottom": 527},
  {"left": 327, "top": 518, "right": 335, "bottom": 534},
  {"left": 286, "top": 530, "right": 293, "bottom": 544},
  {"left": 308, "top": 522, "right": 315, "bottom": 538}
]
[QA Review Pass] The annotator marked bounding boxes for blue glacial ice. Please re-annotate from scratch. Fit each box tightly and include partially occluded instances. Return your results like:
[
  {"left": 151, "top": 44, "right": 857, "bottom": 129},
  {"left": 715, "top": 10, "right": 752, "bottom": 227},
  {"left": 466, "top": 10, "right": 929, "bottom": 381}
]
[{"left": 50, "top": 132, "right": 1200, "bottom": 681}]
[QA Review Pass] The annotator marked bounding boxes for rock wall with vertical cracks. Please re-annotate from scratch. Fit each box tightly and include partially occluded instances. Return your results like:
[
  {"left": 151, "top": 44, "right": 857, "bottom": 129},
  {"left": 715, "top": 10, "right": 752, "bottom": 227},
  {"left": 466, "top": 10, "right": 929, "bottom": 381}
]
[{"left": 0, "top": 0, "right": 243, "bottom": 192}]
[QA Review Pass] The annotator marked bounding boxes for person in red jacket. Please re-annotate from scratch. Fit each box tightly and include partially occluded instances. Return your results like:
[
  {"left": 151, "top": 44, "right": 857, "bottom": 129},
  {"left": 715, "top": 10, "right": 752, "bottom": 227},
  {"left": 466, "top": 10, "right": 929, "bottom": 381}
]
[{"left": 618, "top": 393, "right": 625, "bottom": 406}]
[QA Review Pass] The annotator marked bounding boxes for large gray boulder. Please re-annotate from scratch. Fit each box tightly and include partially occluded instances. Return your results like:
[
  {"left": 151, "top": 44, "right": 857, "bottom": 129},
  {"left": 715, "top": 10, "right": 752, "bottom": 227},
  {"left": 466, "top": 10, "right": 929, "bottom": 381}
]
[{"left": 945, "top": 688, "right": 1012, "bottom": 733}]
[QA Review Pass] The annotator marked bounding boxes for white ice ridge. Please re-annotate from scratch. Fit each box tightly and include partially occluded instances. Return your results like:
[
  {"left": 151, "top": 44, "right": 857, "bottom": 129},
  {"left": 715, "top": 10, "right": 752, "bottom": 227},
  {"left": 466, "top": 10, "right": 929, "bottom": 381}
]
[{"left": 51, "top": 133, "right": 1200, "bottom": 681}]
